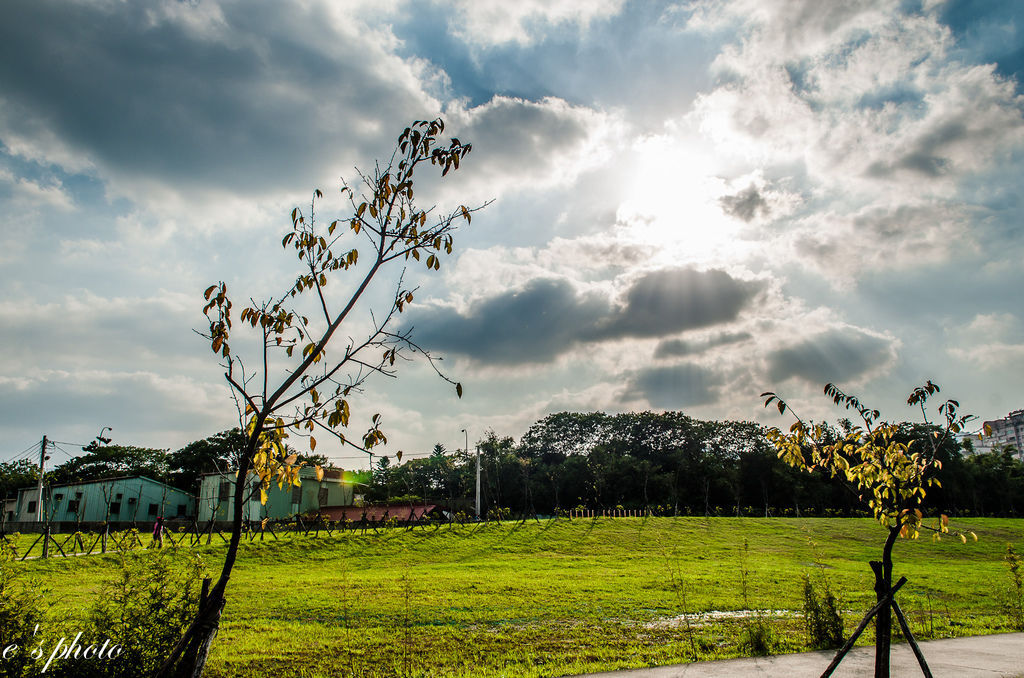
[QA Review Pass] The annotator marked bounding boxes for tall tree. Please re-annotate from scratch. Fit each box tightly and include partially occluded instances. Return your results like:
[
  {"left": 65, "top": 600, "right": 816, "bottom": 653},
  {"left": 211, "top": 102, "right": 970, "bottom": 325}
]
[
  {"left": 762, "top": 381, "right": 977, "bottom": 677},
  {"left": 50, "top": 444, "right": 168, "bottom": 485},
  {"left": 159, "top": 119, "right": 482, "bottom": 677},
  {"left": 0, "top": 459, "right": 38, "bottom": 501},
  {"left": 167, "top": 429, "right": 245, "bottom": 493}
]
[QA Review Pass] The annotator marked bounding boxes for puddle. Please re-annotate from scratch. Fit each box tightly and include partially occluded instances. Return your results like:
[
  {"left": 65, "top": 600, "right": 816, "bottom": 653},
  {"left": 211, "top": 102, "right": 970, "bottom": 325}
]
[{"left": 646, "top": 609, "right": 800, "bottom": 628}]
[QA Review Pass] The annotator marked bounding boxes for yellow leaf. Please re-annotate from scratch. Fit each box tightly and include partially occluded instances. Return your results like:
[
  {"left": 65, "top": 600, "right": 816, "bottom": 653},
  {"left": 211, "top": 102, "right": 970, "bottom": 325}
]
[
  {"left": 310, "top": 436, "right": 317, "bottom": 452},
  {"left": 316, "top": 465, "right": 324, "bottom": 482},
  {"left": 284, "top": 453, "right": 298, "bottom": 465}
]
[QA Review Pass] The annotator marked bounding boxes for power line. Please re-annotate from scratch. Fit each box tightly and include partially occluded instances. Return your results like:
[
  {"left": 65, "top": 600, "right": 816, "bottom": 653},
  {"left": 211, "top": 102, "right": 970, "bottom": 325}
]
[
  {"left": 0, "top": 442, "right": 43, "bottom": 464},
  {"left": 51, "top": 443, "right": 78, "bottom": 458}
]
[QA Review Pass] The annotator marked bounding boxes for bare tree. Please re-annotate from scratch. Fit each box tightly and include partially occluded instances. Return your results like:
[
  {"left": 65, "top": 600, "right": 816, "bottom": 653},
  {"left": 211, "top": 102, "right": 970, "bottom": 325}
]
[{"left": 158, "top": 119, "right": 484, "bottom": 677}]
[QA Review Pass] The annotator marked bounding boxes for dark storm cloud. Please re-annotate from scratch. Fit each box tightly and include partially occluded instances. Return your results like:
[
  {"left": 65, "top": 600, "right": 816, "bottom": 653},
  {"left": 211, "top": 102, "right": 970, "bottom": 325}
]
[
  {"left": 654, "top": 331, "right": 752, "bottom": 358},
  {"left": 0, "top": 0, "right": 430, "bottom": 193},
  {"left": 590, "top": 268, "right": 759, "bottom": 340},
  {"left": 624, "top": 363, "right": 721, "bottom": 409},
  {"left": 765, "top": 329, "right": 893, "bottom": 385},
  {"left": 456, "top": 97, "right": 592, "bottom": 171},
  {"left": 409, "top": 278, "right": 611, "bottom": 365},
  {"left": 408, "top": 268, "right": 758, "bottom": 364},
  {"left": 719, "top": 184, "right": 769, "bottom": 222}
]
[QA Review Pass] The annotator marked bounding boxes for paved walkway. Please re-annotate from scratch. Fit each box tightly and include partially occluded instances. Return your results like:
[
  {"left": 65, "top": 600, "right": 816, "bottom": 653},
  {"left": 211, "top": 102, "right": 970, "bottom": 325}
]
[{"left": 576, "top": 633, "right": 1024, "bottom": 677}]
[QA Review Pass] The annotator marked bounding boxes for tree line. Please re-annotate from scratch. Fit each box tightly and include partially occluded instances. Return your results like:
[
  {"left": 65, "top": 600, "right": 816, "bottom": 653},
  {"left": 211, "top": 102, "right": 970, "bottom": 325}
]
[
  {"left": 0, "top": 429, "right": 327, "bottom": 500},
  {"left": 366, "top": 411, "right": 1024, "bottom": 518},
  {"left": 3, "top": 410, "right": 1020, "bottom": 517}
]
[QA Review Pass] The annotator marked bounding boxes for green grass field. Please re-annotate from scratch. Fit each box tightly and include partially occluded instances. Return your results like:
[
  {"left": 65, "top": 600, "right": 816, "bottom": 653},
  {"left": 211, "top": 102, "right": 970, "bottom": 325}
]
[{"left": 11, "top": 517, "right": 1024, "bottom": 677}]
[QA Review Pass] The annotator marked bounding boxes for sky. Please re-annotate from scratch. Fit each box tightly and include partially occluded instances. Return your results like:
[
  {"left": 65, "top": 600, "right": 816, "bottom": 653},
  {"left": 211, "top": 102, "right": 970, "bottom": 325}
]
[{"left": 1, "top": 0, "right": 1022, "bottom": 469}]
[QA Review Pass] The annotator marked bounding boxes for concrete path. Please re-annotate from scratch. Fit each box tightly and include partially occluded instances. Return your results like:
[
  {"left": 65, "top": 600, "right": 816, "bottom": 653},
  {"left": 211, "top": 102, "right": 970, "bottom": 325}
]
[{"left": 576, "top": 633, "right": 1024, "bottom": 677}]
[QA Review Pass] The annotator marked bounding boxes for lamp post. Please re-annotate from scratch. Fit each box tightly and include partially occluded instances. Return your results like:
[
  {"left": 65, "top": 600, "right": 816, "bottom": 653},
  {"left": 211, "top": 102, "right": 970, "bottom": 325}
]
[{"left": 462, "top": 429, "right": 481, "bottom": 519}]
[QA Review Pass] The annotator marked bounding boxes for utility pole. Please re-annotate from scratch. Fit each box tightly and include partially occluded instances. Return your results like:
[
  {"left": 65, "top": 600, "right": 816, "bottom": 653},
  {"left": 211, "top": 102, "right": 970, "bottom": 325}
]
[
  {"left": 463, "top": 428, "right": 480, "bottom": 519},
  {"left": 36, "top": 435, "right": 48, "bottom": 522},
  {"left": 475, "top": 444, "right": 481, "bottom": 519}
]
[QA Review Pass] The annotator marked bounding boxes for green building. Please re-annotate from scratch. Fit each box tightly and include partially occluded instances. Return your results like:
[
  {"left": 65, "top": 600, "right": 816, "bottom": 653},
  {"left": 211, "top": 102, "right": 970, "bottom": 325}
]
[
  {"left": 197, "top": 466, "right": 355, "bottom": 523},
  {"left": 11, "top": 475, "right": 194, "bottom": 524}
]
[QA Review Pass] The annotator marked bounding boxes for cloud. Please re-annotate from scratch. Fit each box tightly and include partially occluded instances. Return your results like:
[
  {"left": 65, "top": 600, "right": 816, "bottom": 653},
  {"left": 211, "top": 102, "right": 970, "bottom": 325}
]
[
  {"left": 439, "top": 95, "right": 627, "bottom": 205},
  {"left": 719, "top": 184, "right": 769, "bottom": 222},
  {"left": 409, "top": 278, "right": 610, "bottom": 365},
  {"left": 684, "top": 0, "right": 1024, "bottom": 279},
  {"left": 655, "top": 331, "right": 752, "bottom": 358},
  {"left": 448, "top": 0, "right": 626, "bottom": 48},
  {"left": 408, "top": 267, "right": 759, "bottom": 364},
  {"left": 765, "top": 328, "right": 896, "bottom": 385},
  {"left": 0, "top": 368, "right": 230, "bottom": 448},
  {"left": 0, "top": 0, "right": 441, "bottom": 201},
  {"left": 591, "top": 267, "right": 760, "bottom": 340},
  {"left": 623, "top": 362, "right": 722, "bottom": 409}
]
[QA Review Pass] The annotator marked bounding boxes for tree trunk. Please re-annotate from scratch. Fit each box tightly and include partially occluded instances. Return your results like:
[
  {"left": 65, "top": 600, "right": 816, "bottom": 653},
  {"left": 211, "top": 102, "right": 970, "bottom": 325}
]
[
  {"left": 158, "top": 446, "right": 256, "bottom": 677},
  {"left": 871, "top": 525, "right": 900, "bottom": 678}
]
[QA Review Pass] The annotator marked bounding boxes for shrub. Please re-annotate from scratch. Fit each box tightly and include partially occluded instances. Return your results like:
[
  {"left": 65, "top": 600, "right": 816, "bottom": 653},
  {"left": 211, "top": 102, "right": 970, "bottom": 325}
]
[
  {"left": 47, "top": 545, "right": 206, "bottom": 678},
  {"left": 802, "top": 572, "right": 844, "bottom": 649},
  {"left": 0, "top": 539, "right": 47, "bottom": 678},
  {"left": 739, "top": 615, "right": 776, "bottom": 656}
]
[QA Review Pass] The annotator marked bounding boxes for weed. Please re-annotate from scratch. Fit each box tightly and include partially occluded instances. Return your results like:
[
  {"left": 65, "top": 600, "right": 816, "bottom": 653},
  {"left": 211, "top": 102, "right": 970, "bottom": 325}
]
[
  {"left": 664, "top": 550, "right": 698, "bottom": 659},
  {"left": 1005, "top": 544, "right": 1024, "bottom": 630},
  {"left": 801, "top": 573, "right": 844, "bottom": 649},
  {"left": 738, "top": 539, "right": 776, "bottom": 656},
  {"left": 739, "top": 614, "right": 777, "bottom": 656},
  {"left": 801, "top": 538, "right": 844, "bottom": 649}
]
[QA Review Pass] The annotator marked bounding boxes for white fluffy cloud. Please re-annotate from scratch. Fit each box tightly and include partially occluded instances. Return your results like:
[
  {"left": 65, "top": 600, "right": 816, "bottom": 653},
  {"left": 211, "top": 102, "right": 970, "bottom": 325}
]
[
  {"left": 684, "top": 0, "right": 1024, "bottom": 279},
  {"left": 448, "top": 0, "right": 626, "bottom": 47}
]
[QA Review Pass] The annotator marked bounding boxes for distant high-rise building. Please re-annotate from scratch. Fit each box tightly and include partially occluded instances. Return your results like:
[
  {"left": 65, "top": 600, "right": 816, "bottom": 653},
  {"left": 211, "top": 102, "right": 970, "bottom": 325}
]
[{"left": 976, "top": 409, "right": 1024, "bottom": 458}]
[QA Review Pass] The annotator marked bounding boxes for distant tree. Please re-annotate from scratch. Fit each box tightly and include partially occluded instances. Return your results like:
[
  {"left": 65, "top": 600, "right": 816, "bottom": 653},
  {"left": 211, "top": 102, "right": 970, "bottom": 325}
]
[
  {"left": 167, "top": 429, "right": 244, "bottom": 492},
  {"left": 0, "top": 459, "right": 38, "bottom": 499},
  {"left": 50, "top": 444, "right": 168, "bottom": 485},
  {"left": 762, "top": 381, "right": 977, "bottom": 677},
  {"left": 963, "top": 445, "right": 1024, "bottom": 515},
  {"left": 295, "top": 452, "right": 330, "bottom": 467},
  {"left": 159, "top": 119, "right": 482, "bottom": 677}
]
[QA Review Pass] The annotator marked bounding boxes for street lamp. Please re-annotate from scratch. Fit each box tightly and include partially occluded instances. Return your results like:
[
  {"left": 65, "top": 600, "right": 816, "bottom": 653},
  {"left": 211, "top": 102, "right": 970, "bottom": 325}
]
[{"left": 462, "top": 428, "right": 480, "bottom": 519}]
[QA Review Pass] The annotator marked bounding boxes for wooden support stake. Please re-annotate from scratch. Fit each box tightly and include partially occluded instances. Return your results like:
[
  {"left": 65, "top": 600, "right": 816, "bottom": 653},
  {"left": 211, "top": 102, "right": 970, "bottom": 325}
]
[
  {"left": 48, "top": 533, "right": 67, "bottom": 558},
  {"left": 21, "top": 533, "right": 43, "bottom": 561},
  {"left": 892, "top": 599, "right": 933, "bottom": 678},
  {"left": 821, "top": 576, "right": 907, "bottom": 678}
]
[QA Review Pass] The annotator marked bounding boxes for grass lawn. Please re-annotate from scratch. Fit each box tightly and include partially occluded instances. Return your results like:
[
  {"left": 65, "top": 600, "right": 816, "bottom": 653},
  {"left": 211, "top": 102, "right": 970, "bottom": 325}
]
[{"left": 10, "top": 517, "right": 1024, "bottom": 677}]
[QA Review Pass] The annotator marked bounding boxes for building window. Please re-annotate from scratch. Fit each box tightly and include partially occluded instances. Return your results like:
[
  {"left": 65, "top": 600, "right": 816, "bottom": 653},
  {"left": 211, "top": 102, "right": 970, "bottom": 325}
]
[
  {"left": 27, "top": 501, "right": 36, "bottom": 514},
  {"left": 54, "top": 493, "right": 64, "bottom": 501},
  {"left": 218, "top": 481, "right": 231, "bottom": 503},
  {"left": 148, "top": 503, "right": 158, "bottom": 517},
  {"left": 318, "top": 487, "right": 328, "bottom": 506},
  {"left": 291, "top": 484, "right": 302, "bottom": 503},
  {"left": 109, "top": 502, "right": 121, "bottom": 515},
  {"left": 68, "top": 500, "right": 80, "bottom": 513},
  {"left": 177, "top": 504, "right": 186, "bottom": 516}
]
